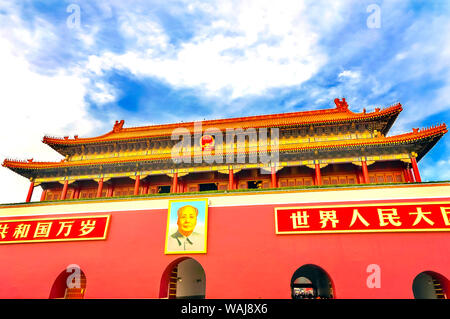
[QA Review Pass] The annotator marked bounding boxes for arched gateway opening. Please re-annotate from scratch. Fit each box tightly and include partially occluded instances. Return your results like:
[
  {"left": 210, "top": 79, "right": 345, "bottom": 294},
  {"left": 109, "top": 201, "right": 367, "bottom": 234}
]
[
  {"left": 291, "top": 264, "right": 334, "bottom": 299},
  {"left": 49, "top": 265, "right": 87, "bottom": 299},
  {"left": 413, "top": 271, "right": 449, "bottom": 299},
  {"left": 160, "top": 258, "right": 206, "bottom": 299}
]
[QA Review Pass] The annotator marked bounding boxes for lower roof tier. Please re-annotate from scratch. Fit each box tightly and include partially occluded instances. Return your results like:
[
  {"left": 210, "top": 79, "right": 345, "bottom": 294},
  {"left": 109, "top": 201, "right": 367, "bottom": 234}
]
[{"left": 3, "top": 124, "right": 447, "bottom": 181}]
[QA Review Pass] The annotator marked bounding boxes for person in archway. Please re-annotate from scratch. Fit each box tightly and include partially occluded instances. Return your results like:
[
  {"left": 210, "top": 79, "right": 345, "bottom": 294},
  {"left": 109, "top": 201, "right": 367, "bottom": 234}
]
[{"left": 167, "top": 205, "right": 204, "bottom": 251}]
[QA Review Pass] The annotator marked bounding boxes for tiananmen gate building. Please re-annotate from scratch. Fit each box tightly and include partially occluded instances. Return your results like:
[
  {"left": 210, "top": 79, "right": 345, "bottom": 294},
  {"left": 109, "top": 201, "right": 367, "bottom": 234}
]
[{"left": 1, "top": 98, "right": 449, "bottom": 299}]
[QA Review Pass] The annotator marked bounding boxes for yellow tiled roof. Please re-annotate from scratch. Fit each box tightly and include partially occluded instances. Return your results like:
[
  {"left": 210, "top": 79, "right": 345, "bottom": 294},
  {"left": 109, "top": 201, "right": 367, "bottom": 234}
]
[{"left": 42, "top": 102, "right": 402, "bottom": 145}]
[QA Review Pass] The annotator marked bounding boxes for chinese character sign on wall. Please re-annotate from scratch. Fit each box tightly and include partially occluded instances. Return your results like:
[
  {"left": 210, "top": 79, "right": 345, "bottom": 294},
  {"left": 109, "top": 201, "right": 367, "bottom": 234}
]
[
  {"left": 275, "top": 202, "right": 450, "bottom": 234},
  {"left": 165, "top": 199, "right": 208, "bottom": 254},
  {"left": 0, "top": 215, "right": 110, "bottom": 244}
]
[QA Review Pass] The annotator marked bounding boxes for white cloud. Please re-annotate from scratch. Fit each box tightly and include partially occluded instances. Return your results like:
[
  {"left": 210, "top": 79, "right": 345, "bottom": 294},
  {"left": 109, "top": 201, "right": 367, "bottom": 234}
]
[
  {"left": 81, "top": 0, "right": 356, "bottom": 99},
  {"left": 77, "top": 25, "right": 100, "bottom": 49},
  {"left": 421, "top": 157, "right": 450, "bottom": 182},
  {"left": 118, "top": 11, "right": 170, "bottom": 54},
  {"left": 372, "top": 13, "right": 450, "bottom": 127},
  {"left": 338, "top": 70, "right": 360, "bottom": 80},
  {"left": 89, "top": 81, "right": 118, "bottom": 104},
  {"left": 0, "top": 9, "right": 104, "bottom": 204}
]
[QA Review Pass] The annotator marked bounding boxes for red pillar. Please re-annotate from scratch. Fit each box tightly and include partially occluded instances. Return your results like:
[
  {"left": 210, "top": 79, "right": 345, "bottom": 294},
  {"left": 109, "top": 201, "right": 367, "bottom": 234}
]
[
  {"left": 362, "top": 161, "right": 369, "bottom": 184},
  {"left": 411, "top": 156, "right": 422, "bottom": 182},
  {"left": 74, "top": 188, "right": 81, "bottom": 199},
  {"left": 143, "top": 182, "right": 149, "bottom": 195},
  {"left": 172, "top": 172, "right": 178, "bottom": 193},
  {"left": 60, "top": 180, "right": 69, "bottom": 200},
  {"left": 25, "top": 181, "right": 34, "bottom": 202},
  {"left": 107, "top": 185, "right": 114, "bottom": 197},
  {"left": 356, "top": 168, "right": 363, "bottom": 184},
  {"left": 408, "top": 169, "right": 415, "bottom": 182},
  {"left": 228, "top": 169, "right": 234, "bottom": 190},
  {"left": 26, "top": 181, "right": 35, "bottom": 202},
  {"left": 271, "top": 167, "right": 277, "bottom": 188},
  {"left": 40, "top": 189, "right": 47, "bottom": 201},
  {"left": 96, "top": 178, "right": 104, "bottom": 198},
  {"left": 403, "top": 168, "right": 411, "bottom": 183},
  {"left": 134, "top": 175, "right": 140, "bottom": 195},
  {"left": 315, "top": 163, "right": 322, "bottom": 186}
]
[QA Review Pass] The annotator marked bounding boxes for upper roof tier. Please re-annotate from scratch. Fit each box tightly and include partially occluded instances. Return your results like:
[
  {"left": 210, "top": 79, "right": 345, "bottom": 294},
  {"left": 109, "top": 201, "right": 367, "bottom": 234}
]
[{"left": 42, "top": 99, "right": 402, "bottom": 149}]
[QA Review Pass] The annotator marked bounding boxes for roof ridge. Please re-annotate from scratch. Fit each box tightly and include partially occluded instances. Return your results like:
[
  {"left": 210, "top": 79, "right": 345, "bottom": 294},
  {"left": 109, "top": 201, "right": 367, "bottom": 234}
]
[{"left": 42, "top": 100, "right": 403, "bottom": 145}]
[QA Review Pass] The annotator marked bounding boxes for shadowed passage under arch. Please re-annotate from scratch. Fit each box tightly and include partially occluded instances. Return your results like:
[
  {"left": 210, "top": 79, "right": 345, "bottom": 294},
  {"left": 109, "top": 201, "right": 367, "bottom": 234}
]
[
  {"left": 160, "top": 257, "right": 206, "bottom": 299},
  {"left": 291, "top": 264, "right": 334, "bottom": 299},
  {"left": 49, "top": 265, "right": 86, "bottom": 299},
  {"left": 413, "top": 271, "right": 449, "bottom": 299}
]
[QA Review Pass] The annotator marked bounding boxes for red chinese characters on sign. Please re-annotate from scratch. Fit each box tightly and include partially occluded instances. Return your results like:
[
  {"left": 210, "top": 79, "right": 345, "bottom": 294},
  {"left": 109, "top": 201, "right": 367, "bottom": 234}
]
[
  {"left": 275, "top": 203, "right": 450, "bottom": 234},
  {"left": 0, "top": 215, "right": 110, "bottom": 244}
]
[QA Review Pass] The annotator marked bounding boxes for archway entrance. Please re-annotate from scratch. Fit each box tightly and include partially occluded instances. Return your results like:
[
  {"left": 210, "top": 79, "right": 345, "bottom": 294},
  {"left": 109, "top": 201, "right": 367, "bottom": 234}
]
[
  {"left": 160, "top": 258, "right": 206, "bottom": 299},
  {"left": 413, "top": 271, "right": 449, "bottom": 299},
  {"left": 49, "top": 265, "right": 86, "bottom": 299},
  {"left": 291, "top": 264, "right": 334, "bottom": 299}
]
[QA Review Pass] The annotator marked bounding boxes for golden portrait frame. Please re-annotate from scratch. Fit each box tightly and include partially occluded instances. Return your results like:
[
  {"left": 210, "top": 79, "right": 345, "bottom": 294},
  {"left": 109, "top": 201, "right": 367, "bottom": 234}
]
[{"left": 164, "top": 198, "right": 208, "bottom": 254}]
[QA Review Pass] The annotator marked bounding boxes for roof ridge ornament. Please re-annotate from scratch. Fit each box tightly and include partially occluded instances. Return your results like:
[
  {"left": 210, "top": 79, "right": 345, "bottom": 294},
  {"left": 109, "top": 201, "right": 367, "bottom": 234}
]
[
  {"left": 113, "top": 120, "right": 125, "bottom": 132},
  {"left": 334, "top": 98, "right": 349, "bottom": 111}
]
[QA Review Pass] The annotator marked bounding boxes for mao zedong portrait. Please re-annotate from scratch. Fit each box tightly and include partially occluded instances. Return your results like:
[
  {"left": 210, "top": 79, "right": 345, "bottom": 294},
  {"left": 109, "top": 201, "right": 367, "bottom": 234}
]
[{"left": 167, "top": 205, "right": 205, "bottom": 252}]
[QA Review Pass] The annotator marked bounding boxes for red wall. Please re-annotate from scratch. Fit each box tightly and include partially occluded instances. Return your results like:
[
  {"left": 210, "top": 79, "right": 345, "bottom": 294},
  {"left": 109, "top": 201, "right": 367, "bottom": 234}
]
[{"left": 0, "top": 197, "right": 449, "bottom": 299}]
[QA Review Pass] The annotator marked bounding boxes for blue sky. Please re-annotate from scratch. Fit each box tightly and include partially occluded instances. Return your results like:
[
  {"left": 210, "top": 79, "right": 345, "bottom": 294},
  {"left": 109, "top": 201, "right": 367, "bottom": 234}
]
[{"left": 0, "top": 0, "right": 449, "bottom": 203}]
